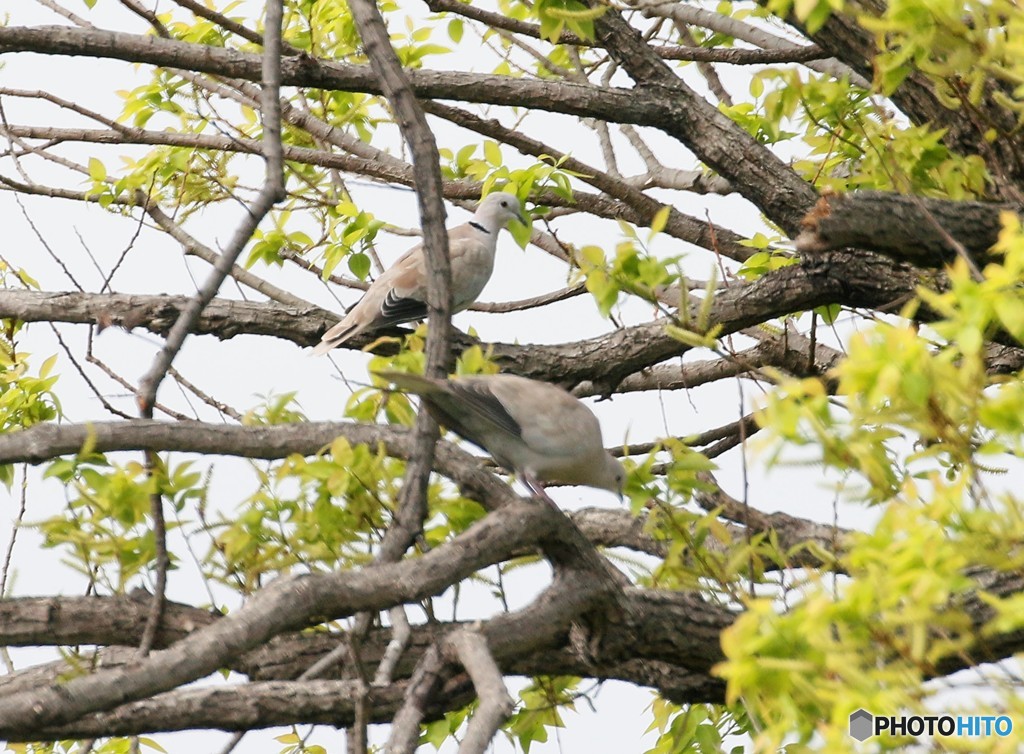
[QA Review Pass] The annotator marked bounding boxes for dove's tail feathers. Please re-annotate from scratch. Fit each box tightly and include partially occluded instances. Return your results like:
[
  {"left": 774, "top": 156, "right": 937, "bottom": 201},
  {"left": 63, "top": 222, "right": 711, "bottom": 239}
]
[
  {"left": 312, "top": 321, "right": 359, "bottom": 355},
  {"left": 373, "top": 370, "right": 444, "bottom": 396},
  {"left": 311, "top": 339, "right": 338, "bottom": 356},
  {"left": 374, "top": 371, "right": 476, "bottom": 450}
]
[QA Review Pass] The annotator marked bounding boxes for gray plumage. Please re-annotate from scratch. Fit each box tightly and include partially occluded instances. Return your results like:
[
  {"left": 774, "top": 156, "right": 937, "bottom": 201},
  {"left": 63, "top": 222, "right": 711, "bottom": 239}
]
[
  {"left": 377, "top": 371, "right": 625, "bottom": 503},
  {"left": 313, "top": 193, "right": 525, "bottom": 354}
]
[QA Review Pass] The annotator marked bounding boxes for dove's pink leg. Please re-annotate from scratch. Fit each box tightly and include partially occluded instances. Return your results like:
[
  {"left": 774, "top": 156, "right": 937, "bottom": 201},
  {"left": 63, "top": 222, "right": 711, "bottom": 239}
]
[{"left": 522, "top": 472, "right": 559, "bottom": 508}]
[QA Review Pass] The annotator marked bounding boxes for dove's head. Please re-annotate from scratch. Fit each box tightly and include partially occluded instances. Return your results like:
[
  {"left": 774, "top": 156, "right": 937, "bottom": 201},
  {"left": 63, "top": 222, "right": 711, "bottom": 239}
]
[
  {"left": 475, "top": 192, "right": 527, "bottom": 231},
  {"left": 595, "top": 453, "right": 627, "bottom": 500}
]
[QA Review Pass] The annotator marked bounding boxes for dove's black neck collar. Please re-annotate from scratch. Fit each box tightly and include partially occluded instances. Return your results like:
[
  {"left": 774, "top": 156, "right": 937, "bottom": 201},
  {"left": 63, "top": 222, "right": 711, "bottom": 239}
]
[{"left": 469, "top": 221, "right": 490, "bottom": 234}]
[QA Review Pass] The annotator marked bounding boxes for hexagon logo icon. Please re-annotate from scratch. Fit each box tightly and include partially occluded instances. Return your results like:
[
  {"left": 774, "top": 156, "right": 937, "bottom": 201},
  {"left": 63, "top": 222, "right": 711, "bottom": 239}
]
[{"left": 849, "top": 708, "right": 873, "bottom": 741}]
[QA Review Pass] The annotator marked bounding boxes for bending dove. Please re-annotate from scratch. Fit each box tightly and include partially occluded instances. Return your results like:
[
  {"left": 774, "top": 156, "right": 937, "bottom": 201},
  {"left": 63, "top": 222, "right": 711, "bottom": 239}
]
[{"left": 377, "top": 370, "right": 625, "bottom": 505}]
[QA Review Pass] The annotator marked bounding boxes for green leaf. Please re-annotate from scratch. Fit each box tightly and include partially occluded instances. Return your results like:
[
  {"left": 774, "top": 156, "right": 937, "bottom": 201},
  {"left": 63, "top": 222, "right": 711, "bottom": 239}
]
[
  {"left": 578, "top": 245, "right": 605, "bottom": 268},
  {"left": 509, "top": 215, "right": 532, "bottom": 248},
  {"left": 994, "top": 296, "right": 1024, "bottom": 342},
  {"left": 421, "top": 717, "right": 452, "bottom": 749},
  {"left": 88, "top": 157, "right": 107, "bottom": 182},
  {"left": 455, "top": 144, "right": 477, "bottom": 168},
  {"left": 803, "top": 1, "right": 833, "bottom": 34},
  {"left": 649, "top": 205, "right": 671, "bottom": 236},
  {"left": 793, "top": 0, "right": 819, "bottom": 22},
  {"left": 483, "top": 141, "right": 502, "bottom": 167},
  {"left": 666, "top": 325, "right": 718, "bottom": 349},
  {"left": 15, "top": 267, "right": 40, "bottom": 290},
  {"left": 348, "top": 252, "right": 371, "bottom": 280},
  {"left": 814, "top": 303, "right": 842, "bottom": 325},
  {"left": 448, "top": 18, "right": 463, "bottom": 43},
  {"left": 38, "top": 353, "right": 58, "bottom": 379},
  {"left": 584, "top": 268, "right": 618, "bottom": 317}
]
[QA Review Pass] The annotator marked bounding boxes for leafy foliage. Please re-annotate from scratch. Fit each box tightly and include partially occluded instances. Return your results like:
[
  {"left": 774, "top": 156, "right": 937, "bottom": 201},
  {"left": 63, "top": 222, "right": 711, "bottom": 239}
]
[
  {"left": 721, "top": 216, "right": 1024, "bottom": 750},
  {"left": 39, "top": 455, "right": 199, "bottom": 591},
  {"left": 0, "top": 265, "right": 60, "bottom": 487}
]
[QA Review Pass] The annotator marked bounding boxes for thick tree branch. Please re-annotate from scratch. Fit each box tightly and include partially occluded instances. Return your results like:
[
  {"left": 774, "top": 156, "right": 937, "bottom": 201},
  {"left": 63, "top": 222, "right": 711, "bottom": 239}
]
[
  {"left": 0, "top": 578, "right": 732, "bottom": 740},
  {"left": 0, "top": 24, "right": 819, "bottom": 233},
  {"left": 0, "top": 419, "right": 522, "bottom": 512},
  {"left": 571, "top": 329, "right": 844, "bottom": 398},
  {"left": 791, "top": 0, "right": 1024, "bottom": 203},
  {"left": 0, "top": 26, "right": 695, "bottom": 127},
  {"left": 0, "top": 251, "right": 921, "bottom": 391},
  {"left": 6, "top": 548, "right": 1022, "bottom": 740},
  {"left": 4, "top": 678, "right": 408, "bottom": 741},
  {"left": 0, "top": 502, "right": 559, "bottom": 733},
  {"left": 0, "top": 290, "right": 336, "bottom": 343},
  {"left": 0, "top": 594, "right": 217, "bottom": 649},
  {"left": 589, "top": 7, "right": 819, "bottom": 235},
  {"left": 424, "top": 0, "right": 829, "bottom": 64},
  {"left": 796, "top": 191, "right": 1013, "bottom": 269},
  {"left": 6, "top": 558, "right": 1018, "bottom": 742}
]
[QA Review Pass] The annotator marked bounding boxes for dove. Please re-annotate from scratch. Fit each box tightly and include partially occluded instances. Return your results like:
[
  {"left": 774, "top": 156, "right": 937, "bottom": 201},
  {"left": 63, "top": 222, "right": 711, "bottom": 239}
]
[
  {"left": 377, "top": 370, "right": 625, "bottom": 504},
  {"left": 313, "top": 193, "right": 526, "bottom": 354}
]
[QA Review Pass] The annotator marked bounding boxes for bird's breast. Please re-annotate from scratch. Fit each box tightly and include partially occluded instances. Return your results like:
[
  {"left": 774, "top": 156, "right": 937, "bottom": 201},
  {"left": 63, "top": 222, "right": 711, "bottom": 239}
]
[{"left": 452, "top": 240, "right": 498, "bottom": 309}]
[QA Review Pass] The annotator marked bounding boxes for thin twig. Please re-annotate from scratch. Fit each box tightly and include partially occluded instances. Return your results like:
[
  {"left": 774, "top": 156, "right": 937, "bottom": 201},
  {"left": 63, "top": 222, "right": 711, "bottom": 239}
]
[
  {"left": 386, "top": 645, "right": 447, "bottom": 754},
  {"left": 0, "top": 466, "right": 29, "bottom": 597},
  {"left": 85, "top": 347, "right": 192, "bottom": 422},
  {"left": 134, "top": 0, "right": 284, "bottom": 663},
  {"left": 373, "top": 606, "right": 413, "bottom": 686},
  {"left": 136, "top": 450, "right": 168, "bottom": 657},
  {"left": 339, "top": 0, "right": 457, "bottom": 710},
  {"left": 171, "top": 0, "right": 303, "bottom": 55},
  {"left": 446, "top": 631, "right": 514, "bottom": 754},
  {"left": 136, "top": 0, "right": 286, "bottom": 414},
  {"left": 32, "top": 0, "right": 95, "bottom": 27},
  {"left": 117, "top": 0, "right": 170, "bottom": 37},
  {"left": 53, "top": 326, "right": 133, "bottom": 419},
  {"left": 611, "top": 413, "right": 760, "bottom": 457},
  {"left": 168, "top": 366, "right": 244, "bottom": 422}
]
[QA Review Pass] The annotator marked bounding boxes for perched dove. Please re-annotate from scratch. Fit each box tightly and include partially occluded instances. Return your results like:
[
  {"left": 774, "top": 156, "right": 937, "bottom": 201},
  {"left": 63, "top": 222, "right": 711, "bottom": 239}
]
[
  {"left": 313, "top": 193, "right": 526, "bottom": 354},
  {"left": 377, "top": 370, "right": 626, "bottom": 504}
]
